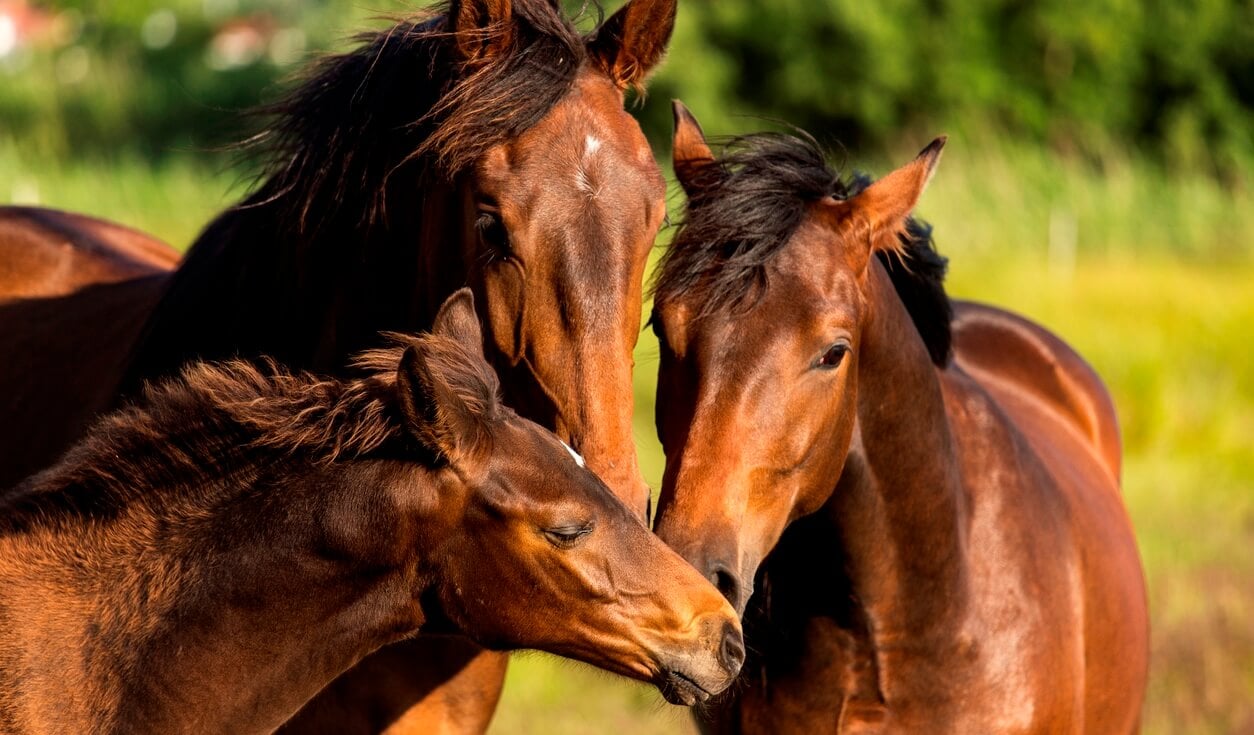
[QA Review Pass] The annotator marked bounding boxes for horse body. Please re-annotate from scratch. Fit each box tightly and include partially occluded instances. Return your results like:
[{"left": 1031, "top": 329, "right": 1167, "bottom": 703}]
[
  {"left": 720, "top": 279, "right": 1145, "bottom": 734},
  {"left": 0, "top": 208, "right": 176, "bottom": 484},
  {"left": 950, "top": 301, "right": 1123, "bottom": 482},
  {"left": 0, "top": 292, "right": 742, "bottom": 735},
  {"left": 654, "top": 106, "right": 1148, "bottom": 733}
]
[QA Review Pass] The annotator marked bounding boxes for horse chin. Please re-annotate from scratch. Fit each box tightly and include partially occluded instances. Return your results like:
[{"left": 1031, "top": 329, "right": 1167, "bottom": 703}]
[{"left": 657, "top": 669, "right": 715, "bottom": 706}]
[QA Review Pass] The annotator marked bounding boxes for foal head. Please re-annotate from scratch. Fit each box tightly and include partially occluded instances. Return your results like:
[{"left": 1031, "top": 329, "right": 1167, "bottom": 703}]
[
  {"left": 650, "top": 103, "right": 946, "bottom": 613},
  {"left": 385, "top": 290, "right": 743, "bottom": 704}
]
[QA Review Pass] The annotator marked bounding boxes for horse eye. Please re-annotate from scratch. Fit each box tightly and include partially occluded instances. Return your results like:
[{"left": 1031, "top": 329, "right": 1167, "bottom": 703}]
[
  {"left": 475, "top": 211, "right": 511, "bottom": 258},
  {"left": 543, "top": 524, "right": 594, "bottom": 549},
  {"left": 816, "top": 342, "right": 850, "bottom": 370}
]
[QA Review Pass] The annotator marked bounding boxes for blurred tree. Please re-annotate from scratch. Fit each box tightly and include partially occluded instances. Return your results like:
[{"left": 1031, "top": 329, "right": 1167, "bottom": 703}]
[
  {"left": 636, "top": 0, "right": 1252, "bottom": 179},
  {"left": 0, "top": 0, "right": 1249, "bottom": 179}
]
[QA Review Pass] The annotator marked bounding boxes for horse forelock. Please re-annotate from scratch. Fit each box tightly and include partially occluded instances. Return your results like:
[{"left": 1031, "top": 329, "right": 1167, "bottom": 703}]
[
  {"left": 654, "top": 132, "right": 953, "bottom": 366},
  {"left": 654, "top": 131, "right": 846, "bottom": 317}
]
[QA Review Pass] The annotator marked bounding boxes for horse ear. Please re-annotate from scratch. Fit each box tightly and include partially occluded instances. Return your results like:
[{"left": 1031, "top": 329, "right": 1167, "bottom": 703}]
[
  {"left": 588, "top": 0, "right": 677, "bottom": 91},
  {"left": 431, "top": 288, "right": 485, "bottom": 359},
  {"left": 832, "top": 136, "right": 946, "bottom": 270},
  {"left": 672, "top": 100, "right": 721, "bottom": 195},
  {"left": 448, "top": 0, "right": 513, "bottom": 62},
  {"left": 396, "top": 291, "right": 500, "bottom": 464}
]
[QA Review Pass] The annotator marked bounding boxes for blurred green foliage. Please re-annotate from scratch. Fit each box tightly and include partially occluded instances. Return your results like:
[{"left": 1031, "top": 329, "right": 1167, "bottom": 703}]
[
  {"left": 0, "top": 0, "right": 364, "bottom": 159},
  {"left": 1, "top": 0, "right": 1251, "bottom": 180},
  {"left": 639, "top": 0, "right": 1254, "bottom": 180}
]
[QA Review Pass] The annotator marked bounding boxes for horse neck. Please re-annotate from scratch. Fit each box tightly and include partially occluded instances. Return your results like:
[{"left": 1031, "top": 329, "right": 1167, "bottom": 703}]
[
  {"left": 0, "top": 458, "right": 444, "bottom": 733},
  {"left": 831, "top": 259, "right": 969, "bottom": 642},
  {"left": 124, "top": 170, "right": 473, "bottom": 388}
]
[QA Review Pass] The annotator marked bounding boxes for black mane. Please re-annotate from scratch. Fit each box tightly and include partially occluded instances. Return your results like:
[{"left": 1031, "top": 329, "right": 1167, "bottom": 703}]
[
  {"left": 246, "top": 0, "right": 587, "bottom": 235},
  {"left": 654, "top": 131, "right": 953, "bottom": 366}
]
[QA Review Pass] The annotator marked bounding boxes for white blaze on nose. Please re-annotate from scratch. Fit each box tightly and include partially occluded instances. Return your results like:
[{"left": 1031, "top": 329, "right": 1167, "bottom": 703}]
[{"left": 560, "top": 440, "right": 587, "bottom": 468}]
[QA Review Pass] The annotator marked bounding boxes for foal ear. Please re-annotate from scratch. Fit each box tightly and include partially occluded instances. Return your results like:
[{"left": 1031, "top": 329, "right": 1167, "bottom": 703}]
[
  {"left": 396, "top": 290, "right": 501, "bottom": 464},
  {"left": 588, "top": 0, "right": 677, "bottom": 91},
  {"left": 672, "top": 100, "right": 721, "bottom": 195},
  {"left": 432, "top": 288, "right": 486, "bottom": 359},
  {"left": 449, "top": 0, "right": 514, "bottom": 62},
  {"left": 832, "top": 136, "right": 946, "bottom": 270}
]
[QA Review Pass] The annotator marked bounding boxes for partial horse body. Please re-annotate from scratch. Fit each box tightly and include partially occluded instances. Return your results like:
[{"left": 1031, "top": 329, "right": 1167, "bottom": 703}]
[
  {"left": 0, "top": 291, "right": 743, "bottom": 735},
  {"left": 0, "top": 1, "right": 678, "bottom": 730},
  {"left": 0, "top": 207, "right": 177, "bottom": 301},
  {"left": 650, "top": 104, "right": 1148, "bottom": 733},
  {"left": 0, "top": 211, "right": 178, "bottom": 486}
]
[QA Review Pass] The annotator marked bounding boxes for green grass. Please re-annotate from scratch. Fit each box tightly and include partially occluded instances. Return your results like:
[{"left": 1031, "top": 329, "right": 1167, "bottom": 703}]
[
  {"left": 2, "top": 139, "right": 1250, "bottom": 734},
  {"left": 0, "top": 136, "right": 244, "bottom": 247}
]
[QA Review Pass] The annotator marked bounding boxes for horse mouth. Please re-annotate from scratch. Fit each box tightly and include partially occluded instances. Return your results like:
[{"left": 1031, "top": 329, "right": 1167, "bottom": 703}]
[{"left": 659, "top": 669, "right": 714, "bottom": 706}]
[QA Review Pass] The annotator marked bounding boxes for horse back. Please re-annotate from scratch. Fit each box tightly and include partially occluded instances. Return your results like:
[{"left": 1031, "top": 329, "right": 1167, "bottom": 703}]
[
  {"left": 949, "top": 300, "right": 1122, "bottom": 485},
  {"left": 0, "top": 206, "right": 179, "bottom": 301}
]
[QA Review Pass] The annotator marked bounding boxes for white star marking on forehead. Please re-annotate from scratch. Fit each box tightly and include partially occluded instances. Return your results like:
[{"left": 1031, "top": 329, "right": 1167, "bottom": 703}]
[
  {"left": 560, "top": 440, "right": 587, "bottom": 468},
  {"left": 576, "top": 135, "right": 605, "bottom": 198}
]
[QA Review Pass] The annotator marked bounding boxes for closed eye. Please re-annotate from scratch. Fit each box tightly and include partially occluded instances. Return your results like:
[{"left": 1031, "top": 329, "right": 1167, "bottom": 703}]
[{"left": 542, "top": 523, "right": 594, "bottom": 549}]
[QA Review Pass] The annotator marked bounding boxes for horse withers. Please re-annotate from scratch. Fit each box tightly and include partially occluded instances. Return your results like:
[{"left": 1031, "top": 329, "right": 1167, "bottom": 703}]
[
  {"left": 647, "top": 103, "right": 1148, "bottom": 733},
  {"left": 0, "top": 290, "right": 743, "bottom": 734}
]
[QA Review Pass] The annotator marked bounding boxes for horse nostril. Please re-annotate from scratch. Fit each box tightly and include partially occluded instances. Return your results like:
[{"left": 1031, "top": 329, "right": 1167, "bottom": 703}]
[
  {"left": 709, "top": 565, "right": 742, "bottom": 609},
  {"left": 719, "top": 621, "right": 745, "bottom": 673}
]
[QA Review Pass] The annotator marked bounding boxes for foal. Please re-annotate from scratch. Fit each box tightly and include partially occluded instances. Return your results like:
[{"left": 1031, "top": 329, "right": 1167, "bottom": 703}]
[{"left": 0, "top": 290, "right": 743, "bottom": 735}]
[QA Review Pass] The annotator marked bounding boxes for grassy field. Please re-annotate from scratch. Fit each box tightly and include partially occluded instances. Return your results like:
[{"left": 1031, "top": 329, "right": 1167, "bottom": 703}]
[{"left": 2, "top": 137, "right": 1251, "bottom": 734}]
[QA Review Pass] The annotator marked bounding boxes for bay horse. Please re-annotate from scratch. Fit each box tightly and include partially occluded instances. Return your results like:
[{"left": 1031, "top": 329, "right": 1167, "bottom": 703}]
[
  {"left": 0, "top": 290, "right": 744, "bottom": 734},
  {"left": 648, "top": 103, "right": 1149, "bottom": 733},
  {"left": 0, "top": 0, "right": 678, "bottom": 729}
]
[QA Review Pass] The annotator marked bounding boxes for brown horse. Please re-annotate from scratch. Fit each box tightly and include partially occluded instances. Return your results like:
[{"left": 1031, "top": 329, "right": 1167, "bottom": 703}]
[
  {"left": 0, "top": 1, "right": 677, "bottom": 729},
  {"left": 647, "top": 103, "right": 1149, "bottom": 733},
  {"left": 0, "top": 290, "right": 743, "bottom": 734}
]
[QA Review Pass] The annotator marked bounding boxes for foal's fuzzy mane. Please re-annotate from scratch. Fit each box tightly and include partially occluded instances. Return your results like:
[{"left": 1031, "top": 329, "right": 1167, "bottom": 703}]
[
  {"left": 0, "top": 333, "right": 487, "bottom": 535},
  {"left": 654, "top": 132, "right": 953, "bottom": 365},
  {"left": 244, "top": 0, "right": 588, "bottom": 233}
]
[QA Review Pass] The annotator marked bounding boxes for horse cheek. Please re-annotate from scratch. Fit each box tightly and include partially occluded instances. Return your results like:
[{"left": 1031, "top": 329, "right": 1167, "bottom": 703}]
[{"left": 480, "top": 268, "right": 526, "bottom": 363}]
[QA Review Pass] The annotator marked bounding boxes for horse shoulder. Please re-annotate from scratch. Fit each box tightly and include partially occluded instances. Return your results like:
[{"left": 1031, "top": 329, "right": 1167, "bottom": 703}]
[
  {"left": 0, "top": 206, "right": 178, "bottom": 300},
  {"left": 947, "top": 300, "right": 1122, "bottom": 486}
]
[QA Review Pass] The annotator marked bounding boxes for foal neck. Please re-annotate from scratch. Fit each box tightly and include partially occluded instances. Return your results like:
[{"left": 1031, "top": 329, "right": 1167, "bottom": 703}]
[{"left": 0, "top": 450, "right": 447, "bottom": 734}]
